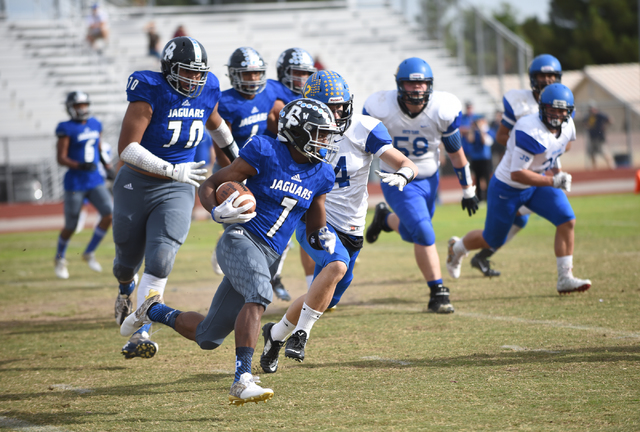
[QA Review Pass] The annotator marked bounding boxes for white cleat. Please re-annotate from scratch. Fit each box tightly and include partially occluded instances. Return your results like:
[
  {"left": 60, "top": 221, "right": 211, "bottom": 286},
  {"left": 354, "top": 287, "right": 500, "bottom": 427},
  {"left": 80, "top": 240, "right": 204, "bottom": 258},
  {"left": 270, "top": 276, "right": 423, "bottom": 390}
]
[
  {"left": 82, "top": 252, "right": 102, "bottom": 272},
  {"left": 54, "top": 258, "right": 69, "bottom": 279},
  {"left": 557, "top": 275, "right": 591, "bottom": 295},
  {"left": 211, "top": 251, "right": 223, "bottom": 275},
  {"left": 120, "top": 289, "right": 164, "bottom": 337},
  {"left": 446, "top": 236, "right": 466, "bottom": 279},
  {"left": 228, "top": 373, "right": 274, "bottom": 406}
]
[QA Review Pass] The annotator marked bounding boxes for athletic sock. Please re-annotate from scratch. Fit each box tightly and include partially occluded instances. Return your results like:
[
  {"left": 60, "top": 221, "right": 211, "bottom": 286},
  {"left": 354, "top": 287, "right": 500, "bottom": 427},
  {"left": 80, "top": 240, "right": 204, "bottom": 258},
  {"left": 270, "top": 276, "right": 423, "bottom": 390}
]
[
  {"left": 56, "top": 236, "right": 69, "bottom": 260},
  {"left": 453, "top": 238, "right": 468, "bottom": 256},
  {"left": 134, "top": 323, "right": 151, "bottom": 336},
  {"left": 271, "top": 315, "right": 294, "bottom": 342},
  {"left": 147, "top": 303, "right": 181, "bottom": 328},
  {"left": 293, "top": 302, "right": 323, "bottom": 338},
  {"left": 557, "top": 255, "right": 573, "bottom": 278},
  {"left": 476, "top": 248, "right": 494, "bottom": 260},
  {"left": 136, "top": 273, "right": 168, "bottom": 311},
  {"left": 234, "top": 347, "right": 254, "bottom": 383},
  {"left": 119, "top": 279, "right": 136, "bottom": 296},
  {"left": 84, "top": 226, "right": 107, "bottom": 254}
]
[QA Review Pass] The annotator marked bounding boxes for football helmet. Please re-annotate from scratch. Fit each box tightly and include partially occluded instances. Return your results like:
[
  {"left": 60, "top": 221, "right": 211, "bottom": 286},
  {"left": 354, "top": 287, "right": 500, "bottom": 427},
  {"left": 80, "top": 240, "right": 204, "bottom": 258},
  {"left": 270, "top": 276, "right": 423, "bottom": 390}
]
[
  {"left": 227, "top": 47, "right": 267, "bottom": 96},
  {"left": 160, "top": 36, "right": 210, "bottom": 98},
  {"left": 66, "top": 91, "right": 91, "bottom": 121},
  {"left": 529, "top": 54, "right": 562, "bottom": 94},
  {"left": 538, "top": 83, "right": 574, "bottom": 128},
  {"left": 277, "top": 98, "right": 341, "bottom": 164},
  {"left": 276, "top": 48, "right": 317, "bottom": 94},
  {"left": 302, "top": 70, "right": 353, "bottom": 133},
  {"left": 395, "top": 57, "right": 434, "bottom": 108}
]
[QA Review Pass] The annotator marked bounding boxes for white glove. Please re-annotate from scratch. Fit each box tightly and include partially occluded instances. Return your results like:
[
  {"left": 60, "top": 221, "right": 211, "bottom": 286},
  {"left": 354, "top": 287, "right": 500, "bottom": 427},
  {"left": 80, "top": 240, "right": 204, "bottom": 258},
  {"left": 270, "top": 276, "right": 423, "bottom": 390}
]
[
  {"left": 165, "top": 160, "right": 207, "bottom": 187},
  {"left": 211, "top": 190, "right": 256, "bottom": 224},
  {"left": 318, "top": 226, "right": 336, "bottom": 254},
  {"left": 375, "top": 170, "right": 408, "bottom": 192},
  {"left": 553, "top": 171, "right": 572, "bottom": 192}
]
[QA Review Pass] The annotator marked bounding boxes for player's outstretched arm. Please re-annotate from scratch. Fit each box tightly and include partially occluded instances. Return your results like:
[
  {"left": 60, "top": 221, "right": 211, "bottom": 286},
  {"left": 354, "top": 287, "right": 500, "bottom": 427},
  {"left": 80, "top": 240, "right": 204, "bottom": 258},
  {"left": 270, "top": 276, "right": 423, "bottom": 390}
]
[
  {"left": 207, "top": 104, "right": 239, "bottom": 164},
  {"left": 377, "top": 147, "right": 418, "bottom": 192}
]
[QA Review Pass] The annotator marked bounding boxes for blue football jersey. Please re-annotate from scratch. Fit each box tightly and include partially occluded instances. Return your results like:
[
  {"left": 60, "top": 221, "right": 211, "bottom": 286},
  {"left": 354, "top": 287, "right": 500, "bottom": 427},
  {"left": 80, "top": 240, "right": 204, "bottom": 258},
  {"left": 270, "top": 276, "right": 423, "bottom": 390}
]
[
  {"left": 55, "top": 117, "right": 104, "bottom": 191},
  {"left": 240, "top": 135, "right": 335, "bottom": 254},
  {"left": 217, "top": 83, "right": 279, "bottom": 147},
  {"left": 125, "top": 70, "right": 221, "bottom": 164},
  {"left": 268, "top": 79, "right": 299, "bottom": 104}
]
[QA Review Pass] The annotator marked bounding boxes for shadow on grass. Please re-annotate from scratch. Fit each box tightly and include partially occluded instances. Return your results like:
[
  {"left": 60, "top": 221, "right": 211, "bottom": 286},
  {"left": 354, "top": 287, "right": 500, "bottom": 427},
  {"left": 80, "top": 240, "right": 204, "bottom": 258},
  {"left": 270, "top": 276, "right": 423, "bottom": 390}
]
[
  {"left": 298, "top": 344, "right": 640, "bottom": 371},
  {"left": 0, "top": 317, "right": 114, "bottom": 335}
]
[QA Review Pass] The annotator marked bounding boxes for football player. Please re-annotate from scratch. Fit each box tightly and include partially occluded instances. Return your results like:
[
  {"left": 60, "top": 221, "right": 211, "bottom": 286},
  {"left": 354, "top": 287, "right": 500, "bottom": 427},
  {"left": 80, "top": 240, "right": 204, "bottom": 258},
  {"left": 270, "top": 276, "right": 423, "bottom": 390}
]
[
  {"left": 363, "top": 57, "right": 479, "bottom": 314},
  {"left": 54, "top": 91, "right": 113, "bottom": 279},
  {"left": 260, "top": 70, "right": 418, "bottom": 372},
  {"left": 447, "top": 84, "right": 591, "bottom": 294},
  {"left": 470, "top": 54, "right": 563, "bottom": 277},
  {"left": 113, "top": 36, "right": 236, "bottom": 359},
  {"left": 210, "top": 46, "right": 293, "bottom": 301},
  {"left": 120, "top": 98, "right": 341, "bottom": 405}
]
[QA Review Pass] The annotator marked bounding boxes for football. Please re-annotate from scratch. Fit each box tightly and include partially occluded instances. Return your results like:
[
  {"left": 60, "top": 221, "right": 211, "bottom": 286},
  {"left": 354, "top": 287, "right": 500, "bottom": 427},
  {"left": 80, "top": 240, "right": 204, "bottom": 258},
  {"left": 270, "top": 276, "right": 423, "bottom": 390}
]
[{"left": 216, "top": 181, "right": 256, "bottom": 214}]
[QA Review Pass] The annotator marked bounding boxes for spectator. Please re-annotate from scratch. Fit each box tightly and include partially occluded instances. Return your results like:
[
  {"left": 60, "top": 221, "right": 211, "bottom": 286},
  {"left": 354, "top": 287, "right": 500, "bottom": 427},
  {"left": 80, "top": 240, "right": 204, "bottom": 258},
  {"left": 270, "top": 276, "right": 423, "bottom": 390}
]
[
  {"left": 145, "top": 22, "right": 161, "bottom": 59},
  {"left": 584, "top": 101, "right": 614, "bottom": 170},
  {"left": 173, "top": 25, "right": 187, "bottom": 38},
  {"left": 460, "top": 102, "right": 493, "bottom": 201},
  {"left": 488, "top": 109, "right": 505, "bottom": 166},
  {"left": 86, "top": 3, "right": 109, "bottom": 49}
]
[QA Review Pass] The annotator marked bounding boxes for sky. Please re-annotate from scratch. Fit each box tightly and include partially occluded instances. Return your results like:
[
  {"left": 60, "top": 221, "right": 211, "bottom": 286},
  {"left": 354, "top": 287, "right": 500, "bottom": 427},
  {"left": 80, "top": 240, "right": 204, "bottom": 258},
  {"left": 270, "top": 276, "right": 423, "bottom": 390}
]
[{"left": 466, "top": 0, "right": 550, "bottom": 23}]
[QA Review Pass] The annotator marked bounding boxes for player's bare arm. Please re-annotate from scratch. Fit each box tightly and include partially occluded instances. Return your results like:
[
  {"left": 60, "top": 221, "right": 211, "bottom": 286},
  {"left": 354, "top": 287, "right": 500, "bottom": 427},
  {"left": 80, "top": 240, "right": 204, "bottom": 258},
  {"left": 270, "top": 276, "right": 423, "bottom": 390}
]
[
  {"left": 304, "top": 193, "right": 328, "bottom": 234},
  {"left": 207, "top": 102, "right": 238, "bottom": 163},
  {"left": 495, "top": 123, "right": 511, "bottom": 146},
  {"left": 379, "top": 147, "right": 418, "bottom": 173},
  {"left": 117, "top": 101, "right": 152, "bottom": 155},
  {"left": 267, "top": 99, "right": 285, "bottom": 135}
]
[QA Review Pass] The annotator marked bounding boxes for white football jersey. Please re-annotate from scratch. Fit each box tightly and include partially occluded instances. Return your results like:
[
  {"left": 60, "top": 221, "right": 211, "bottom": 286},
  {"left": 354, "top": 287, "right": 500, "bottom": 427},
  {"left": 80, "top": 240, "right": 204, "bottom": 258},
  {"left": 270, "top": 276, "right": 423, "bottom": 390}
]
[
  {"left": 363, "top": 90, "right": 462, "bottom": 179},
  {"left": 325, "top": 115, "right": 393, "bottom": 236},
  {"left": 495, "top": 114, "right": 576, "bottom": 189},
  {"left": 502, "top": 89, "right": 538, "bottom": 128}
]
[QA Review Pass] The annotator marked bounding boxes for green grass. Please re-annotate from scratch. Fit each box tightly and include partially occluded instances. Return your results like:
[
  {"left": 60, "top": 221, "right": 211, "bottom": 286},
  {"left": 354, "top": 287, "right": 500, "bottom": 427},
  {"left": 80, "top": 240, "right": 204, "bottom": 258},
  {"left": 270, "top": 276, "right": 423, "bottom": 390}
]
[{"left": 1, "top": 193, "right": 639, "bottom": 431}]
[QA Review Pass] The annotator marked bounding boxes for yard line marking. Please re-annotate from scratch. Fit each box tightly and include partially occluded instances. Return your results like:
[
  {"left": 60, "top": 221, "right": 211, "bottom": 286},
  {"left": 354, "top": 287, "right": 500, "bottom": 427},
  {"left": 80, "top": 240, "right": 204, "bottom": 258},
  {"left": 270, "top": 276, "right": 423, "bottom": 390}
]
[{"left": 0, "top": 416, "right": 69, "bottom": 431}]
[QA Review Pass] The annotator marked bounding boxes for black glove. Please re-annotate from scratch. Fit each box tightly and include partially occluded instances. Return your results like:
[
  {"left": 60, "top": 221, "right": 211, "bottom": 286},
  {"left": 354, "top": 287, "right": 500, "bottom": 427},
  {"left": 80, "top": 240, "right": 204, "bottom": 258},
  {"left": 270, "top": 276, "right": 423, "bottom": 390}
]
[
  {"left": 77, "top": 162, "right": 97, "bottom": 171},
  {"left": 461, "top": 186, "right": 479, "bottom": 217}
]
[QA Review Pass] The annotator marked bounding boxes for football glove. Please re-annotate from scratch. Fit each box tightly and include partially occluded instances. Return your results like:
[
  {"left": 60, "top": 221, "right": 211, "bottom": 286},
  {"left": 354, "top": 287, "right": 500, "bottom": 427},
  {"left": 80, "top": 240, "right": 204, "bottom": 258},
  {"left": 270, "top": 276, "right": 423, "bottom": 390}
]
[
  {"left": 211, "top": 190, "right": 256, "bottom": 224},
  {"left": 375, "top": 167, "right": 414, "bottom": 192},
  {"left": 461, "top": 185, "right": 479, "bottom": 217},
  {"left": 553, "top": 171, "right": 572, "bottom": 192},
  {"left": 77, "top": 162, "right": 97, "bottom": 171},
  {"left": 165, "top": 160, "right": 207, "bottom": 187},
  {"left": 317, "top": 226, "right": 336, "bottom": 254}
]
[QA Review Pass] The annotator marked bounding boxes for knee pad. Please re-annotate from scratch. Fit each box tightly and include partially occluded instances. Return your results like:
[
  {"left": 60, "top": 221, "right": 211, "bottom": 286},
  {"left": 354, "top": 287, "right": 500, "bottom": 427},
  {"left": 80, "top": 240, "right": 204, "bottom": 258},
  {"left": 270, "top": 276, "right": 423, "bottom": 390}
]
[
  {"left": 144, "top": 243, "right": 177, "bottom": 279},
  {"left": 513, "top": 214, "right": 530, "bottom": 229},
  {"left": 113, "top": 263, "right": 136, "bottom": 283},
  {"left": 407, "top": 218, "right": 436, "bottom": 246}
]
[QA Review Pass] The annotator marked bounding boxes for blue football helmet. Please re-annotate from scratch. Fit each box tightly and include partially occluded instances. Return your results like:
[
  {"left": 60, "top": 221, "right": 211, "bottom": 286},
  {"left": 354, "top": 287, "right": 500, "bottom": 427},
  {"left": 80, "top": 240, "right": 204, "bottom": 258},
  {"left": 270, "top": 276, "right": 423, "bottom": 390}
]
[
  {"left": 529, "top": 54, "right": 562, "bottom": 94},
  {"left": 302, "top": 70, "right": 353, "bottom": 133},
  {"left": 227, "top": 47, "right": 267, "bottom": 96},
  {"left": 395, "top": 57, "right": 434, "bottom": 108},
  {"left": 161, "top": 36, "right": 210, "bottom": 98},
  {"left": 276, "top": 48, "right": 317, "bottom": 94},
  {"left": 538, "top": 83, "right": 574, "bottom": 128},
  {"left": 277, "top": 98, "right": 341, "bottom": 164},
  {"left": 65, "top": 91, "right": 90, "bottom": 121}
]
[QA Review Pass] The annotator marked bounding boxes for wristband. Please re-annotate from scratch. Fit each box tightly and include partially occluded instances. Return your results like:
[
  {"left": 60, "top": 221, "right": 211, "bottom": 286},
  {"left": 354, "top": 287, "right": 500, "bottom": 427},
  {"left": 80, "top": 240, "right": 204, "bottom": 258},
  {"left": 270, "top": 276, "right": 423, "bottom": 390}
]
[
  {"left": 307, "top": 228, "right": 325, "bottom": 251},
  {"left": 396, "top": 166, "right": 415, "bottom": 183},
  {"left": 453, "top": 163, "right": 473, "bottom": 186}
]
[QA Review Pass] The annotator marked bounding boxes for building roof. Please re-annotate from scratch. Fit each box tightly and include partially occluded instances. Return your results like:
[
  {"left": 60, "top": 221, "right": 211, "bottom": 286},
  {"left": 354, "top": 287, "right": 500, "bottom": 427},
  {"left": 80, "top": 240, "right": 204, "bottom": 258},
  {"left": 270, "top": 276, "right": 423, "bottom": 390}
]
[{"left": 582, "top": 63, "right": 640, "bottom": 115}]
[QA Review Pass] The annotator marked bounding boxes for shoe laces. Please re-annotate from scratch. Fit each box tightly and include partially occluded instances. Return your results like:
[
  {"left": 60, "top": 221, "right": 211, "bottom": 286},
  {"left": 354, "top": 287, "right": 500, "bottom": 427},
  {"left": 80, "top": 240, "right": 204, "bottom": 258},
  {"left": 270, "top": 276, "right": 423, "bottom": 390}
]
[{"left": 289, "top": 331, "right": 307, "bottom": 349}]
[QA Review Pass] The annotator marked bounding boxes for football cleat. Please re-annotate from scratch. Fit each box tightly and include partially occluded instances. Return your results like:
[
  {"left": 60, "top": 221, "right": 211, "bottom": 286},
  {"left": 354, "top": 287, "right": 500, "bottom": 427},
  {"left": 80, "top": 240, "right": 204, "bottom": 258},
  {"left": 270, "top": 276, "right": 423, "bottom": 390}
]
[
  {"left": 82, "top": 252, "right": 102, "bottom": 273},
  {"left": 120, "top": 289, "right": 164, "bottom": 337},
  {"left": 121, "top": 331, "right": 158, "bottom": 359},
  {"left": 446, "top": 236, "right": 467, "bottom": 279},
  {"left": 557, "top": 275, "right": 591, "bottom": 295},
  {"left": 427, "top": 285, "right": 455, "bottom": 314},
  {"left": 228, "top": 373, "right": 274, "bottom": 406},
  {"left": 115, "top": 273, "right": 138, "bottom": 325},
  {"left": 271, "top": 276, "right": 291, "bottom": 301},
  {"left": 284, "top": 330, "right": 307, "bottom": 362},
  {"left": 325, "top": 305, "right": 337, "bottom": 313},
  {"left": 470, "top": 253, "right": 501, "bottom": 277},
  {"left": 54, "top": 257, "right": 69, "bottom": 279},
  {"left": 211, "top": 251, "right": 223, "bottom": 275},
  {"left": 366, "top": 202, "right": 392, "bottom": 244},
  {"left": 260, "top": 322, "right": 284, "bottom": 374}
]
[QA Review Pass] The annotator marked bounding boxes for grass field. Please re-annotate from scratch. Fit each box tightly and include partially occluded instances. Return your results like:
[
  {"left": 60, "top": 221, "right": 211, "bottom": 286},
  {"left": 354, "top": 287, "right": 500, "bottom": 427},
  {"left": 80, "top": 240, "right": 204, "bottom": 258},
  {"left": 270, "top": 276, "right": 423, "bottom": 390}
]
[{"left": 1, "top": 193, "right": 639, "bottom": 431}]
